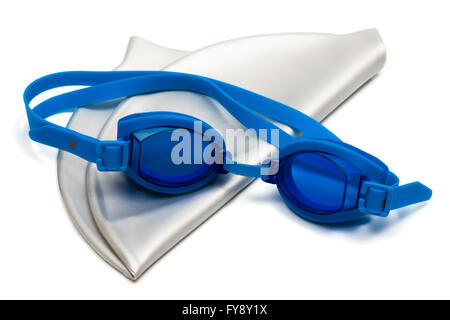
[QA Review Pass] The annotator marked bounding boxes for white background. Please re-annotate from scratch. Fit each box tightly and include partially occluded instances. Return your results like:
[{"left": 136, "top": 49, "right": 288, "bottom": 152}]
[{"left": 1, "top": 0, "right": 449, "bottom": 299}]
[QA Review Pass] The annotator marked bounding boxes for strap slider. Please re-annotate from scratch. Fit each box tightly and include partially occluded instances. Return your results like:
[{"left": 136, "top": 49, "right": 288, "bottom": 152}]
[
  {"left": 358, "top": 181, "right": 394, "bottom": 217},
  {"left": 96, "top": 140, "right": 129, "bottom": 172}
]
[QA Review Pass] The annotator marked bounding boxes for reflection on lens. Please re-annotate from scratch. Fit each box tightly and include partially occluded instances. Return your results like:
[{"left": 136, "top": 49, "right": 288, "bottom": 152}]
[
  {"left": 133, "top": 127, "right": 219, "bottom": 188},
  {"left": 279, "top": 152, "right": 348, "bottom": 214}
]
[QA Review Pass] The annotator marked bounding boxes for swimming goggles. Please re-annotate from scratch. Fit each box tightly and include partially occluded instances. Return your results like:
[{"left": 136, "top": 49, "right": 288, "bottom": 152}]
[{"left": 24, "top": 71, "right": 431, "bottom": 223}]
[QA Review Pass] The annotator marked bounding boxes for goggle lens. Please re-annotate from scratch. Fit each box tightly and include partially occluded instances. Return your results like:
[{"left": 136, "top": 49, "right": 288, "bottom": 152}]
[
  {"left": 279, "top": 152, "right": 361, "bottom": 214},
  {"left": 132, "top": 127, "right": 218, "bottom": 188}
]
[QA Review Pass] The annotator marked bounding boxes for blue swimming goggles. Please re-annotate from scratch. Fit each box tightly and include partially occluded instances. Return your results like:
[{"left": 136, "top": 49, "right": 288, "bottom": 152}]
[{"left": 24, "top": 71, "right": 431, "bottom": 223}]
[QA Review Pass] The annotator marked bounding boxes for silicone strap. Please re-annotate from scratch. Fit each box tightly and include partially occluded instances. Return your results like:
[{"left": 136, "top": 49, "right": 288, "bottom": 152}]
[{"left": 24, "top": 71, "right": 338, "bottom": 171}]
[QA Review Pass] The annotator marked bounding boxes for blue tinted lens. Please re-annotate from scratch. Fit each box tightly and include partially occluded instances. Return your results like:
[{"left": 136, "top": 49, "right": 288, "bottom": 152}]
[
  {"left": 280, "top": 152, "right": 349, "bottom": 214},
  {"left": 133, "top": 127, "right": 218, "bottom": 188}
]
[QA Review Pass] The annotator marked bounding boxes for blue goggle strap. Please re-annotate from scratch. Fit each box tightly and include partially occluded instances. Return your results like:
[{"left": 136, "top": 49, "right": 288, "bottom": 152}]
[{"left": 24, "top": 71, "right": 338, "bottom": 171}]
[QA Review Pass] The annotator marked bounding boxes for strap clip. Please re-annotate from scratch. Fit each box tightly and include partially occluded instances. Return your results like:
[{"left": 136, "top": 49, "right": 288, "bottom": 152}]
[
  {"left": 358, "top": 181, "right": 393, "bottom": 217},
  {"left": 96, "top": 140, "right": 129, "bottom": 172}
]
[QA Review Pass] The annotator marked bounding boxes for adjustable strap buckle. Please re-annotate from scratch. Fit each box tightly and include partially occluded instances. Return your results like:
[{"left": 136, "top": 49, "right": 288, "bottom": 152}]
[
  {"left": 358, "top": 181, "right": 394, "bottom": 217},
  {"left": 96, "top": 140, "right": 129, "bottom": 172}
]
